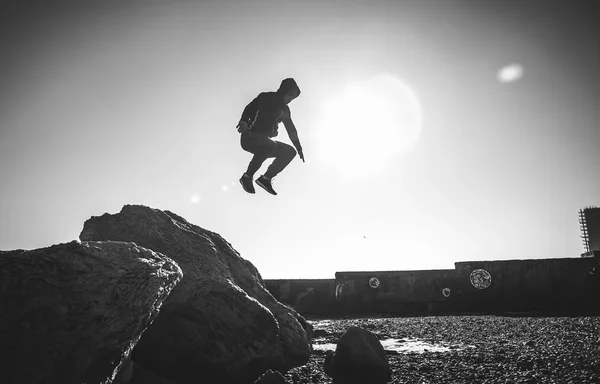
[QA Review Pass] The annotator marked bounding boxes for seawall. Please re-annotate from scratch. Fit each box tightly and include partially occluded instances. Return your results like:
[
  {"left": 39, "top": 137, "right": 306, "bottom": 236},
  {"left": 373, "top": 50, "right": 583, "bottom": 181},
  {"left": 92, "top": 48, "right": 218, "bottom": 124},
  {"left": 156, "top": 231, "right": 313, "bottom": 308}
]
[{"left": 265, "top": 254, "right": 599, "bottom": 318}]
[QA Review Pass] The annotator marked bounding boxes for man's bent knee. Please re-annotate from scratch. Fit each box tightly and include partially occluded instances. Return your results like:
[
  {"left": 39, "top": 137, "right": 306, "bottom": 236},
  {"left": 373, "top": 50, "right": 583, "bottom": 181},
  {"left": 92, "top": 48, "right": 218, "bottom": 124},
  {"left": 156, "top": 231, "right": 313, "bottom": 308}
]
[{"left": 285, "top": 145, "right": 297, "bottom": 159}]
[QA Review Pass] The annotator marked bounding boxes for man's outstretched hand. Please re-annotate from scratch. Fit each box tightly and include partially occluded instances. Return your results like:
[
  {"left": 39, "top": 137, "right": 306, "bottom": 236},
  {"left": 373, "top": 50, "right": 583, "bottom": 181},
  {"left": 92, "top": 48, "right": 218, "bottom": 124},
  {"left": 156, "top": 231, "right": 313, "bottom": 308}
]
[{"left": 298, "top": 150, "right": 305, "bottom": 162}]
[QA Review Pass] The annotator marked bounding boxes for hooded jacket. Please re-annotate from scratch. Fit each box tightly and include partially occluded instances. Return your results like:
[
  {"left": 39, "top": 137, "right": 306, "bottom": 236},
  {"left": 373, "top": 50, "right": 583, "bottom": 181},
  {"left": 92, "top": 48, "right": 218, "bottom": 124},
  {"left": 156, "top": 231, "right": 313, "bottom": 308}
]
[{"left": 239, "top": 78, "right": 303, "bottom": 153}]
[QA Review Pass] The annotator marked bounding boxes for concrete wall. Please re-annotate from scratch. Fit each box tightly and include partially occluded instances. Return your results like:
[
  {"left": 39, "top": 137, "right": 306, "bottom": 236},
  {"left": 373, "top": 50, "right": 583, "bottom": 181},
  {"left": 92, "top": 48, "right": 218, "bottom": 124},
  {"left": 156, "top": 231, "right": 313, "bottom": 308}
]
[
  {"left": 264, "top": 255, "right": 600, "bottom": 318},
  {"left": 334, "top": 269, "right": 459, "bottom": 315},
  {"left": 453, "top": 257, "right": 599, "bottom": 314}
]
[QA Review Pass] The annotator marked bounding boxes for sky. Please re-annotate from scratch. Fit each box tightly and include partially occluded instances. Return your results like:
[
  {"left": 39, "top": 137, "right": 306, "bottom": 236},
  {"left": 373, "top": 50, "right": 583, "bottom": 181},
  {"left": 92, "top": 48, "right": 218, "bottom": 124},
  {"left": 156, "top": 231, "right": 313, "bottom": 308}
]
[{"left": 1, "top": 0, "right": 599, "bottom": 279}]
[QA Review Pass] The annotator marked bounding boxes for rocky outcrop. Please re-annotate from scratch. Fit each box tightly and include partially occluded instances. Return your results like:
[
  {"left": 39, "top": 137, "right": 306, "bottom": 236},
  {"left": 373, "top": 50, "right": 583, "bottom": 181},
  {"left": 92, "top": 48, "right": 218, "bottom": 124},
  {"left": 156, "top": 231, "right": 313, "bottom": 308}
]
[
  {"left": 0, "top": 240, "right": 182, "bottom": 384},
  {"left": 80, "top": 205, "right": 312, "bottom": 384},
  {"left": 323, "top": 326, "right": 391, "bottom": 384}
]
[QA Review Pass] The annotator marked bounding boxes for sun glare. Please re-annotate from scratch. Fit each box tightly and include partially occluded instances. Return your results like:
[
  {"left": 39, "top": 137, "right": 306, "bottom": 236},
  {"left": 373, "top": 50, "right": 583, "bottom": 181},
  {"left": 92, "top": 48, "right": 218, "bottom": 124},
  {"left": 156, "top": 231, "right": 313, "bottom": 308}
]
[
  {"left": 497, "top": 63, "right": 524, "bottom": 83},
  {"left": 316, "top": 74, "right": 422, "bottom": 178}
]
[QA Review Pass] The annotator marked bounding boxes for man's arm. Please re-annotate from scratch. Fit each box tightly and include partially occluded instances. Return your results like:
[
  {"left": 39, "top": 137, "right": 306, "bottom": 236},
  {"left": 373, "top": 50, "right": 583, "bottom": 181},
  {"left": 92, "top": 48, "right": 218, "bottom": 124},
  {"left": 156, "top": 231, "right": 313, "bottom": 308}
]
[{"left": 281, "top": 106, "right": 305, "bottom": 162}]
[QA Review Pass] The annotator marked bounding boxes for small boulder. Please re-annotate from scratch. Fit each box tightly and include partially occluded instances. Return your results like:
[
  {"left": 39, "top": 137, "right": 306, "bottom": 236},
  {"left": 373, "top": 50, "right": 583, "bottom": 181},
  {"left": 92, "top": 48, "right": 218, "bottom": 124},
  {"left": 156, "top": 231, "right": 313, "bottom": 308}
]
[
  {"left": 253, "top": 369, "right": 288, "bottom": 384},
  {"left": 323, "top": 350, "right": 335, "bottom": 377},
  {"left": 323, "top": 326, "right": 391, "bottom": 384},
  {"left": 0, "top": 240, "right": 182, "bottom": 384}
]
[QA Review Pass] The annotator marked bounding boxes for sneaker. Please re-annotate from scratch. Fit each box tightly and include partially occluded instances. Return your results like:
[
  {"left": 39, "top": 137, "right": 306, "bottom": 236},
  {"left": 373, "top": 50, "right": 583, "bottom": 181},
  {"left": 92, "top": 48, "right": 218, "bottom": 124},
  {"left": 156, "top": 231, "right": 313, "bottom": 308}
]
[
  {"left": 239, "top": 173, "right": 255, "bottom": 194},
  {"left": 256, "top": 175, "right": 277, "bottom": 195}
]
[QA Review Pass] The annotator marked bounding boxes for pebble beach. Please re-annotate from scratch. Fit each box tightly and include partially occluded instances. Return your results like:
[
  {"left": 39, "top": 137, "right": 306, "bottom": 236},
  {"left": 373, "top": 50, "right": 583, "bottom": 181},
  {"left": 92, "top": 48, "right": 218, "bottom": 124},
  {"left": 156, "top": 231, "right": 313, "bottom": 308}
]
[{"left": 286, "top": 316, "right": 600, "bottom": 384}]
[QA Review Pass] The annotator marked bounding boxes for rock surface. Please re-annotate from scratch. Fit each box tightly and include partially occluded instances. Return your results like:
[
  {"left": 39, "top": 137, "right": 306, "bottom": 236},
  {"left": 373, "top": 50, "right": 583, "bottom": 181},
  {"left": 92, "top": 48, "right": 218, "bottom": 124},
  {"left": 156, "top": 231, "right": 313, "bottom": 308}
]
[
  {"left": 324, "top": 326, "right": 391, "bottom": 384},
  {"left": 0, "top": 240, "right": 182, "bottom": 384},
  {"left": 80, "top": 205, "right": 312, "bottom": 384}
]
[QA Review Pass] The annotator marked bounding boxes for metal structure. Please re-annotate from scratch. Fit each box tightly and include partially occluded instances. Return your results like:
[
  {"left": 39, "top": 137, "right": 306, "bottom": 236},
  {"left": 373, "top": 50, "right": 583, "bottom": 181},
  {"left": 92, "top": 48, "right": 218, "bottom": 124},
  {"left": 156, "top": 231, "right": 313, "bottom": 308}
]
[{"left": 579, "top": 207, "right": 600, "bottom": 256}]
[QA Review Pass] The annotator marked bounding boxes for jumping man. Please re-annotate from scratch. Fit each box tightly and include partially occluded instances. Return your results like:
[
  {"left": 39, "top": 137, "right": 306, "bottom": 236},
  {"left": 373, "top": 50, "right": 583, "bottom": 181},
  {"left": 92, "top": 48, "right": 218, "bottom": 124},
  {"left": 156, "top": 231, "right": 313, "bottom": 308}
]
[{"left": 237, "top": 78, "right": 305, "bottom": 195}]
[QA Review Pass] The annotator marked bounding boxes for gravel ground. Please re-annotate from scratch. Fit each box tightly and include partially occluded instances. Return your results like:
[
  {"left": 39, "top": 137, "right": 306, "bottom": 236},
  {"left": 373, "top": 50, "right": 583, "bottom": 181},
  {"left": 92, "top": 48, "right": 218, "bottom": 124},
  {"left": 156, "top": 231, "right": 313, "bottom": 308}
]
[{"left": 285, "top": 316, "right": 600, "bottom": 384}]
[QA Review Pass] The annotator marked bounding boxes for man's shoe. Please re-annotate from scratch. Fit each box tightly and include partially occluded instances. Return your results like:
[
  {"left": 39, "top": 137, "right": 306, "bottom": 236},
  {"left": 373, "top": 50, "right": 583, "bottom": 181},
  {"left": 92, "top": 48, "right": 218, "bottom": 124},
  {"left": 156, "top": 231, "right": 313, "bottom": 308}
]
[
  {"left": 239, "top": 173, "right": 255, "bottom": 194},
  {"left": 256, "top": 175, "right": 277, "bottom": 195}
]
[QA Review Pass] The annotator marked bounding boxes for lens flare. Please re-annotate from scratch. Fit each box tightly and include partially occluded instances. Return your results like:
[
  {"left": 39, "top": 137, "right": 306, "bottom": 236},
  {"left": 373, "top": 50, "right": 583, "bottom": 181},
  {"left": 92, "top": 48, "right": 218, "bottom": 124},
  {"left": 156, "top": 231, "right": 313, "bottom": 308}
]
[{"left": 497, "top": 63, "right": 524, "bottom": 83}]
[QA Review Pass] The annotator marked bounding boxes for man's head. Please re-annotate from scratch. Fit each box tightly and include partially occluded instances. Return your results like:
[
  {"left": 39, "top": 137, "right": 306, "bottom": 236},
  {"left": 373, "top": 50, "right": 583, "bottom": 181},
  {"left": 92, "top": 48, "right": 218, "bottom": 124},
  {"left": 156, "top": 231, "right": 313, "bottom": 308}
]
[{"left": 278, "top": 78, "right": 301, "bottom": 104}]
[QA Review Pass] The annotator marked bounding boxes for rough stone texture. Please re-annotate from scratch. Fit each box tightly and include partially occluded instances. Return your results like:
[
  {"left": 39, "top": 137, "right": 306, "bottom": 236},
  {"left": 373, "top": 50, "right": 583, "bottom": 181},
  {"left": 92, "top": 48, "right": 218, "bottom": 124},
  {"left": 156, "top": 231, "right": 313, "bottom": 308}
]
[
  {"left": 80, "top": 205, "right": 312, "bottom": 384},
  {"left": 324, "top": 326, "right": 391, "bottom": 384},
  {"left": 253, "top": 369, "right": 288, "bottom": 384},
  {"left": 128, "top": 362, "right": 177, "bottom": 384},
  {"left": 0, "top": 240, "right": 182, "bottom": 384}
]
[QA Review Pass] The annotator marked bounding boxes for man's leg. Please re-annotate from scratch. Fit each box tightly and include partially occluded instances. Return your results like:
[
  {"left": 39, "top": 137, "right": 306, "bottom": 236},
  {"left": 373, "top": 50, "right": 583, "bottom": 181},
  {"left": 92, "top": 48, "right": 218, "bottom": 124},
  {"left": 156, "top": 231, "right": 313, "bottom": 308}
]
[
  {"left": 264, "top": 141, "right": 297, "bottom": 179},
  {"left": 255, "top": 141, "right": 297, "bottom": 195},
  {"left": 240, "top": 132, "right": 277, "bottom": 177}
]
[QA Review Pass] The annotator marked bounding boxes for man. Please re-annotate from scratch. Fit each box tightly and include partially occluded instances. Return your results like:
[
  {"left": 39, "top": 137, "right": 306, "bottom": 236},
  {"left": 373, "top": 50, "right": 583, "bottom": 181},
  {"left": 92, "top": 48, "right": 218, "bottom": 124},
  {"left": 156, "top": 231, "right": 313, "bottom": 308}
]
[{"left": 237, "top": 78, "right": 305, "bottom": 195}]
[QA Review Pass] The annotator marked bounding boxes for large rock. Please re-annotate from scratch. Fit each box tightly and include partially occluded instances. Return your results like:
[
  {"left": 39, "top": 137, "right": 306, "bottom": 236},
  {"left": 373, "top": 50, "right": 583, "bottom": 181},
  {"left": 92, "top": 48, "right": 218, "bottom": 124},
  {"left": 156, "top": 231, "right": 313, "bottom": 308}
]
[
  {"left": 80, "top": 205, "right": 312, "bottom": 384},
  {"left": 324, "top": 326, "right": 391, "bottom": 384},
  {"left": 0, "top": 240, "right": 182, "bottom": 384}
]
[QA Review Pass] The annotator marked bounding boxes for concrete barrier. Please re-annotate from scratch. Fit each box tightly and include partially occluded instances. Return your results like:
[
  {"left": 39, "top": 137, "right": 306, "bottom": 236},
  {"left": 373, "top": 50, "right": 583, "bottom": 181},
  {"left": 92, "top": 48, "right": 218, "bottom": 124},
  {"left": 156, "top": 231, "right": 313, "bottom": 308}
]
[
  {"left": 454, "top": 257, "right": 599, "bottom": 314},
  {"left": 334, "top": 269, "right": 459, "bottom": 315},
  {"left": 264, "top": 254, "right": 599, "bottom": 318}
]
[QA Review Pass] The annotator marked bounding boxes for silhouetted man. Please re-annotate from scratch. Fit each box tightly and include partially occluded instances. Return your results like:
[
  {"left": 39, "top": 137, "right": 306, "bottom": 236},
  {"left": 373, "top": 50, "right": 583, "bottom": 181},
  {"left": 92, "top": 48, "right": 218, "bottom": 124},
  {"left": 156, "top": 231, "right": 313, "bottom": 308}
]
[{"left": 237, "top": 78, "right": 305, "bottom": 195}]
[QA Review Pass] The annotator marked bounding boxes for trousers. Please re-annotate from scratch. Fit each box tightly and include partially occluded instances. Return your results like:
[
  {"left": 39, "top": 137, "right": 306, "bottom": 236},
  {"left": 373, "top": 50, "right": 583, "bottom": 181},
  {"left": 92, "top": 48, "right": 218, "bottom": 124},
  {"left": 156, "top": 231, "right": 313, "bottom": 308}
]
[{"left": 240, "top": 131, "right": 297, "bottom": 178}]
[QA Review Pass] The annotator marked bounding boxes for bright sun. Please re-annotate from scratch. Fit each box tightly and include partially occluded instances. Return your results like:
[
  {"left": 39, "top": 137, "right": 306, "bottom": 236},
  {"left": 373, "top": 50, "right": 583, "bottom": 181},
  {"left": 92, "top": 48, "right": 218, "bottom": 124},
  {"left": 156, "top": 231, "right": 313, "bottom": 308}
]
[{"left": 316, "top": 74, "right": 422, "bottom": 178}]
